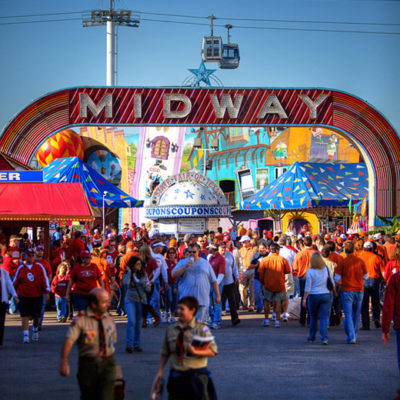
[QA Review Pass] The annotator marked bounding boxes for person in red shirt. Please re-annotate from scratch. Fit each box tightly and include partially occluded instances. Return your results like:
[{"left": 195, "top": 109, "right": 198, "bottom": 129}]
[
  {"left": 165, "top": 247, "right": 178, "bottom": 322},
  {"left": 13, "top": 249, "right": 50, "bottom": 343},
  {"left": 106, "top": 239, "right": 119, "bottom": 275},
  {"left": 70, "top": 232, "right": 85, "bottom": 265},
  {"left": 382, "top": 271, "right": 400, "bottom": 375},
  {"left": 208, "top": 243, "right": 226, "bottom": 329},
  {"left": 66, "top": 250, "right": 104, "bottom": 312},
  {"left": 51, "top": 240, "right": 66, "bottom": 274},
  {"left": 51, "top": 262, "right": 70, "bottom": 322},
  {"left": 383, "top": 247, "right": 400, "bottom": 283},
  {"left": 3, "top": 235, "right": 22, "bottom": 277},
  {"left": 259, "top": 244, "right": 291, "bottom": 328}
]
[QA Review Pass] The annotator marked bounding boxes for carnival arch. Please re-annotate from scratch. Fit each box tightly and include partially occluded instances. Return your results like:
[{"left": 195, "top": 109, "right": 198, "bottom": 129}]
[{"left": 0, "top": 86, "right": 399, "bottom": 228}]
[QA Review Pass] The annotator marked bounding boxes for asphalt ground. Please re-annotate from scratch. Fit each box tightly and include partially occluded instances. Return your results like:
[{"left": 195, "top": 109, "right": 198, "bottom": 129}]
[{"left": 1, "top": 310, "right": 399, "bottom": 400}]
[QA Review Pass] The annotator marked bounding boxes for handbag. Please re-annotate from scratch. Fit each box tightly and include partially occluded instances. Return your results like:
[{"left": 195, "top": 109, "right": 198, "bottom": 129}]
[{"left": 326, "top": 267, "right": 334, "bottom": 291}]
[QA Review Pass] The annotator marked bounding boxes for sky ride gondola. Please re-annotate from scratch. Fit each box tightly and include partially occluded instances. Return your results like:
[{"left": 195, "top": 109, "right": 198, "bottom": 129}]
[
  {"left": 201, "top": 14, "right": 222, "bottom": 62},
  {"left": 219, "top": 24, "right": 240, "bottom": 69}
]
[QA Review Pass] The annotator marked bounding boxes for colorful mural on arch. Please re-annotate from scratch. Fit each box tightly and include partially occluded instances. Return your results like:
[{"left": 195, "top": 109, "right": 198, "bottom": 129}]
[{"left": 32, "top": 125, "right": 360, "bottom": 225}]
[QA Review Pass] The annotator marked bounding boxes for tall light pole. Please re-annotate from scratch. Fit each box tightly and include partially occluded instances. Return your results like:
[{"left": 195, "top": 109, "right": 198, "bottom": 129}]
[{"left": 83, "top": 0, "right": 140, "bottom": 86}]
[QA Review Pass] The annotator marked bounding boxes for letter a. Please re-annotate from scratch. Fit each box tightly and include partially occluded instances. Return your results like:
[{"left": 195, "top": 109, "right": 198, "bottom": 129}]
[{"left": 257, "top": 95, "right": 288, "bottom": 119}]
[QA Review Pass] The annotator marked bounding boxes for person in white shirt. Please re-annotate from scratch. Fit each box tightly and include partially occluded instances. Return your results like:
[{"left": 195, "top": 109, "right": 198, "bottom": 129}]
[{"left": 277, "top": 237, "right": 296, "bottom": 321}]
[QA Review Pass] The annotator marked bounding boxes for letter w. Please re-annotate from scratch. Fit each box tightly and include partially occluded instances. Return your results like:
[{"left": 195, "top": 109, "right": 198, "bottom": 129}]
[{"left": 210, "top": 94, "right": 243, "bottom": 119}]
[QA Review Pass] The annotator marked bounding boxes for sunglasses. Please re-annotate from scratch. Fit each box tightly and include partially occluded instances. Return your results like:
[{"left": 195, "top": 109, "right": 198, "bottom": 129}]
[
  {"left": 188, "top": 251, "right": 197, "bottom": 254},
  {"left": 82, "top": 257, "right": 91, "bottom": 259}
]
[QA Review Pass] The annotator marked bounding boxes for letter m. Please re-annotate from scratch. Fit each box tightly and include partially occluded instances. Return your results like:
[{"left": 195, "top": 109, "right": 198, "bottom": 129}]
[{"left": 80, "top": 93, "right": 113, "bottom": 118}]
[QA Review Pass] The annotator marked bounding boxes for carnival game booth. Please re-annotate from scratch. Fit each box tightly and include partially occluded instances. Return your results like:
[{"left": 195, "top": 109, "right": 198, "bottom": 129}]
[
  {"left": 145, "top": 171, "right": 231, "bottom": 238},
  {"left": 237, "top": 162, "right": 368, "bottom": 234},
  {"left": 43, "top": 157, "right": 143, "bottom": 226},
  {"left": 0, "top": 180, "right": 93, "bottom": 259}
]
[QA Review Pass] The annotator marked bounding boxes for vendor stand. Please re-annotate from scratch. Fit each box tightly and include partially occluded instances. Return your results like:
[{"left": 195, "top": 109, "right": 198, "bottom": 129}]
[
  {"left": 145, "top": 171, "right": 231, "bottom": 238},
  {"left": 0, "top": 180, "right": 93, "bottom": 260}
]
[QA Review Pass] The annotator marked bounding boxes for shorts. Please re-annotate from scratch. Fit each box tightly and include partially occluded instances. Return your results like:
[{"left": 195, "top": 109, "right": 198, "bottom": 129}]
[
  {"left": 262, "top": 288, "right": 286, "bottom": 302},
  {"left": 18, "top": 296, "right": 43, "bottom": 319}
]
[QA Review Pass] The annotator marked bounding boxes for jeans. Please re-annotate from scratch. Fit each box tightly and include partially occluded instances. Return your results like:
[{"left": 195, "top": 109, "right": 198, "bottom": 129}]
[
  {"left": 196, "top": 306, "right": 209, "bottom": 324},
  {"left": 150, "top": 280, "right": 161, "bottom": 317},
  {"left": 125, "top": 300, "right": 143, "bottom": 348},
  {"left": 72, "top": 293, "right": 89, "bottom": 312},
  {"left": 361, "top": 278, "right": 381, "bottom": 328},
  {"left": 299, "top": 277, "right": 309, "bottom": 325},
  {"left": 254, "top": 279, "right": 264, "bottom": 311},
  {"left": 293, "top": 276, "right": 300, "bottom": 298},
  {"left": 55, "top": 297, "right": 67, "bottom": 320},
  {"left": 117, "top": 284, "right": 126, "bottom": 315},
  {"left": 341, "top": 291, "right": 364, "bottom": 343},
  {"left": 396, "top": 329, "right": 400, "bottom": 374},
  {"left": 221, "top": 283, "right": 239, "bottom": 323},
  {"left": 39, "top": 294, "right": 46, "bottom": 328},
  {"left": 241, "top": 269, "right": 255, "bottom": 308},
  {"left": 209, "top": 283, "right": 223, "bottom": 325},
  {"left": 307, "top": 293, "right": 332, "bottom": 342},
  {"left": 165, "top": 283, "right": 178, "bottom": 315}
]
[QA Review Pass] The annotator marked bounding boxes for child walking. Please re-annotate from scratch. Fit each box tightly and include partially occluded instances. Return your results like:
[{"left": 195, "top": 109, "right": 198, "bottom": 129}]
[
  {"left": 151, "top": 296, "right": 218, "bottom": 400},
  {"left": 51, "top": 262, "right": 70, "bottom": 322}
]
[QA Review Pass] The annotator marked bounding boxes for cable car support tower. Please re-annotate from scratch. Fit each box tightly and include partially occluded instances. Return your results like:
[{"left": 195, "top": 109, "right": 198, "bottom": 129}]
[{"left": 83, "top": 0, "right": 140, "bottom": 86}]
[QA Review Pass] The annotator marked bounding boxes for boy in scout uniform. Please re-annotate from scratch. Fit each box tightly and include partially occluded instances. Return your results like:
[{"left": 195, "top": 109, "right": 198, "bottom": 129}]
[
  {"left": 59, "top": 288, "right": 117, "bottom": 400},
  {"left": 151, "top": 296, "right": 218, "bottom": 400}
]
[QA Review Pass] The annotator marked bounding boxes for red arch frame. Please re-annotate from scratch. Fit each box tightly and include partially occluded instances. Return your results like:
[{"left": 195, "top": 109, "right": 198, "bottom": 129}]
[{"left": 0, "top": 87, "right": 399, "bottom": 220}]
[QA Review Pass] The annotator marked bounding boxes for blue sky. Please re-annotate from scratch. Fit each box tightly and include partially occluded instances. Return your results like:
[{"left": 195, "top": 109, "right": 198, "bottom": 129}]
[{"left": 0, "top": 0, "right": 399, "bottom": 136}]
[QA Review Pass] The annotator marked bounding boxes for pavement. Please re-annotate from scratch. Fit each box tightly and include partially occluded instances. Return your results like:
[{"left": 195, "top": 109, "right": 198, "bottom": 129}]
[{"left": 1, "top": 310, "right": 399, "bottom": 400}]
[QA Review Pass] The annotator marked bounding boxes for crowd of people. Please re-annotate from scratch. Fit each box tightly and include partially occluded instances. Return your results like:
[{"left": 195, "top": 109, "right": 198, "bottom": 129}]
[{"left": 0, "top": 222, "right": 399, "bottom": 398}]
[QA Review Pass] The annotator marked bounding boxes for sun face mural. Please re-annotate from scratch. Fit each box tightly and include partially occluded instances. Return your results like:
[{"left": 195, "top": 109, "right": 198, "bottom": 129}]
[{"left": 36, "top": 129, "right": 84, "bottom": 167}]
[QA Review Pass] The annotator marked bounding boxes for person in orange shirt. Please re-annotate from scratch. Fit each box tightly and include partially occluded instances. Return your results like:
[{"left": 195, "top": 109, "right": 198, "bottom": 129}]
[
  {"left": 383, "top": 234, "right": 397, "bottom": 260},
  {"left": 358, "top": 241, "right": 385, "bottom": 330},
  {"left": 258, "top": 244, "right": 291, "bottom": 328},
  {"left": 292, "top": 236, "right": 317, "bottom": 326},
  {"left": 92, "top": 249, "right": 113, "bottom": 294},
  {"left": 237, "top": 223, "right": 247, "bottom": 237},
  {"left": 119, "top": 241, "right": 140, "bottom": 282},
  {"left": 334, "top": 241, "right": 368, "bottom": 344}
]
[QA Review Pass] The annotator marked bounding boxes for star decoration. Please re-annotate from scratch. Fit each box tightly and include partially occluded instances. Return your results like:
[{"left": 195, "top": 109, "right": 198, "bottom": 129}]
[
  {"left": 184, "top": 190, "right": 195, "bottom": 199},
  {"left": 189, "top": 61, "right": 216, "bottom": 86},
  {"left": 200, "top": 194, "right": 206, "bottom": 200}
]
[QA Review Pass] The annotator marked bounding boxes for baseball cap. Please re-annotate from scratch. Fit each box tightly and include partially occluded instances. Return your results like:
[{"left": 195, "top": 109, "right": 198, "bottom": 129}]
[
  {"left": 152, "top": 242, "right": 165, "bottom": 248},
  {"left": 348, "top": 234, "right": 355, "bottom": 240},
  {"left": 363, "top": 241, "right": 374, "bottom": 249},
  {"left": 80, "top": 250, "right": 91, "bottom": 258},
  {"left": 324, "top": 234, "right": 331, "bottom": 240},
  {"left": 223, "top": 235, "right": 230, "bottom": 242},
  {"left": 240, "top": 235, "right": 251, "bottom": 242},
  {"left": 26, "top": 248, "right": 34, "bottom": 256},
  {"left": 149, "top": 229, "right": 160, "bottom": 239},
  {"left": 340, "top": 234, "right": 347, "bottom": 240},
  {"left": 35, "top": 245, "right": 44, "bottom": 251}
]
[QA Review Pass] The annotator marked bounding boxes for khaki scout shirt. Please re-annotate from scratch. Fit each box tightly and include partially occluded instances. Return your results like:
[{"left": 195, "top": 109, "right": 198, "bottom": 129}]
[
  {"left": 66, "top": 308, "right": 117, "bottom": 358},
  {"left": 161, "top": 318, "right": 218, "bottom": 372}
]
